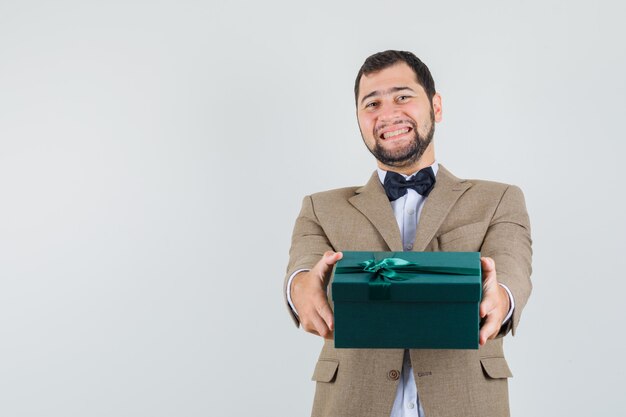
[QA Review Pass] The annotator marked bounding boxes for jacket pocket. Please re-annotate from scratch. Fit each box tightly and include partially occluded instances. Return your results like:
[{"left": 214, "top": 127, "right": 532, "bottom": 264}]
[
  {"left": 480, "top": 357, "right": 513, "bottom": 379},
  {"left": 311, "top": 359, "right": 339, "bottom": 383},
  {"left": 437, "top": 221, "right": 487, "bottom": 251}
]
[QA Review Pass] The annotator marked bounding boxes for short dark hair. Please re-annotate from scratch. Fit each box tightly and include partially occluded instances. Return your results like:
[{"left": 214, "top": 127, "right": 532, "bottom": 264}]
[{"left": 354, "top": 50, "right": 436, "bottom": 104}]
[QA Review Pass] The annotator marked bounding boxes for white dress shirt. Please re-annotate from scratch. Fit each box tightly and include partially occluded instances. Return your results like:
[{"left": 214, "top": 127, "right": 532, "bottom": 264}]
[
  {"left": 382, "top": 164, "right": 434, "bottom": 417},
  {"left": 287, "top": 162, "right": 514, "bottom": 417}
]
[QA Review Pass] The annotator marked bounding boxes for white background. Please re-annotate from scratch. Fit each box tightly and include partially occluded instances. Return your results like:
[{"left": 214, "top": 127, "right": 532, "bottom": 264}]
[{"left": 1, "top": 1, "right": 624, "bottom": 415}]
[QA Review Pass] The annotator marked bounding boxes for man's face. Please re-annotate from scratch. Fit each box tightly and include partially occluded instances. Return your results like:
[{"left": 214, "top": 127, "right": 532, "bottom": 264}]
[{"left": 356, "top": 62, "right": 442, "bottom": 169}]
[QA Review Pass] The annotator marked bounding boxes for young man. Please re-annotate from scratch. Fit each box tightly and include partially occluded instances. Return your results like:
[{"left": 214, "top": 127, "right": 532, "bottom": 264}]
[{"left": 284, "top": 50, "right": 532, "bottom": 417}]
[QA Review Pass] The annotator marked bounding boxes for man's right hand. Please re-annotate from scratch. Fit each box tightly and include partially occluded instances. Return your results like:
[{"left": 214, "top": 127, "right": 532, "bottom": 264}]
[{"left": 291, "top": 251, "right": 343, "bottom": 339}]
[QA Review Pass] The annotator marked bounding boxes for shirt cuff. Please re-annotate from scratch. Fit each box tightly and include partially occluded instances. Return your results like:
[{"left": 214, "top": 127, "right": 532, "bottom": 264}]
[
  {"left": 498, "top": 283, "right": 515, "bottom": 325},
  {"left": 287, "top": 269, "right": 310, "bottom": 317}
]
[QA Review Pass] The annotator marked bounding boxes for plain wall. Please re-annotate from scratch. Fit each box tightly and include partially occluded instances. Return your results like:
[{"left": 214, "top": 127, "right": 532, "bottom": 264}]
[{"left": 1, "top": 1, "right": 624, "bottom": 415}]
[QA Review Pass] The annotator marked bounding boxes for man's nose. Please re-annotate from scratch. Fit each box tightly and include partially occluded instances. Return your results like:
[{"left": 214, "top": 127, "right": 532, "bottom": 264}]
[{"left": 378, "top": 104, "right": 403, "bottom": 122}]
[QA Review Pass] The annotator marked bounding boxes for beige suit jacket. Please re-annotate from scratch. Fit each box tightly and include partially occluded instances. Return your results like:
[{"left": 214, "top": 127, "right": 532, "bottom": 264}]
[{"left": 284, "top": 165, "right": 532, "bottom": 417}]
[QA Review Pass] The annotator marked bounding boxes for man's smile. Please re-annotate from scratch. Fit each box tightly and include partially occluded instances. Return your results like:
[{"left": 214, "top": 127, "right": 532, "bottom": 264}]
[
  {"left": 376, "top": 123, "right": 415, "bottom": 141},
  {"left": 380, "top": 127, "right": 412, "bottom": 140}
]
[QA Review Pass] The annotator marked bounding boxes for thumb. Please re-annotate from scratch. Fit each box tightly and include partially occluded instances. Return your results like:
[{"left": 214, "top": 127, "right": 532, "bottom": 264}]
[
  {"left": 314, "top": 251, "right": 343, "bottom": 279},
  {"left": 480, "top": 256, "right": 495, "bottom": 275}
]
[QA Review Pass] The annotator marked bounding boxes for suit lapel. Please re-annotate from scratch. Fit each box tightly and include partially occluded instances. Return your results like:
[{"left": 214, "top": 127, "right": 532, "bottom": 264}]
[
  {"left": 348, "top": 172, "right": 404, "bottom": 252},
  {"left": 347, "top": 165, "right": 471, "bottom": 253},
  {"left": 413, "top": 164, "right": 472, "bottom": 252},
  {"left": 413, "top": 164, "right": 472, "bottom": 251}
]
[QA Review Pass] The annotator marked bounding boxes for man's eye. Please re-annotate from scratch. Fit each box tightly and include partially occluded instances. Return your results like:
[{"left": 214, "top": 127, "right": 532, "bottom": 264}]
[
  {"left": 365, "top": 102, "right": 378, "bottom": 109},
  {"left": 397, "top": 95, "right": 409, "bottom": 102}
]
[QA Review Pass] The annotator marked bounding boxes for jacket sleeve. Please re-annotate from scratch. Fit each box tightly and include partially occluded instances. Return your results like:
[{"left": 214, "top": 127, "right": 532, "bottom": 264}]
[
  {"left": 480, "top": 185, "right": 533, "bottom": 336},
  {"left": 283, "top": 195, "right": 335, "bottom": 327}
]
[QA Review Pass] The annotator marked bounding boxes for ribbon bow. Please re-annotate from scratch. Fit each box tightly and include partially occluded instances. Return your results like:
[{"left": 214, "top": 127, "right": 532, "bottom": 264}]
[{"left": 335, "top": 257, "right": 476, "bottom": 300}]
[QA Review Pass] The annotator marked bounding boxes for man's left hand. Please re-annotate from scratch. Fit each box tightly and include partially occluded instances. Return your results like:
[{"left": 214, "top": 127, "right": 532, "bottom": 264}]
[{"left": 479, "top": 257, "right": 510, "bottom": 346}]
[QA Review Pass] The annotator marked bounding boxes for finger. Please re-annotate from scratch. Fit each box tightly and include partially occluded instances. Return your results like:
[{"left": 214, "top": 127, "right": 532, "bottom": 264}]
[
  {"left": 480, "top": 256, "right": 495, "bottom": 273},
  {"left": 481, "top": 258, "right": 496, "bottom": 286},
  {"left": 309, "top": 311, "right": 332, "bottom": 338},
  {"left": 479, "top": 313, "right": 500, "bottom": 346},
  {"left": 314, "top": 251, "right": 343, "bottom": 277},
  {"left": 317, "top": 300, "right": 334, "bottom": 332},
  {"left": 307, "top": 328, "right": 320, "bottom": 337},
  {"left": 480, "top": 292, "right": 497, "bottom": 318},
  {"left": 480, "top": 257, "right": 498, "bottom": 318},
  {"left": 302, "top": 310, "right": 333, "bottom": 339},
  {"left": 323, "top": 250, "right": 343, "bottom": 264}
]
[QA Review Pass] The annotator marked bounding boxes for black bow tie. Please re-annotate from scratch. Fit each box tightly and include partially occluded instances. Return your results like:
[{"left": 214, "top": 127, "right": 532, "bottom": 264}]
[{"left": 383, "top": 167, "right": 436, "bottom": 201}]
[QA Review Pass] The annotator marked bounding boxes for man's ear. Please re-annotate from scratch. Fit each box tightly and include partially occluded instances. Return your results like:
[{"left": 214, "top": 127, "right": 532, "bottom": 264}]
[{"left": 432, "top": 93, "right": 442, "bottom": 123}]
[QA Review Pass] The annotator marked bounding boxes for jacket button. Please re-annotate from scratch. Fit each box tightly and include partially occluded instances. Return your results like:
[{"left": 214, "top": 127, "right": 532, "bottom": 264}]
[{"left": 388, "top": 369, "right": 400, "bottom": 381}]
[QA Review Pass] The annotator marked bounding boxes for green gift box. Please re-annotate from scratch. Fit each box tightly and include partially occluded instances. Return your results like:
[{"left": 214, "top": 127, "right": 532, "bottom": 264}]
[{"left": 331, "top": 251, "right": 482, "bottom": 349}]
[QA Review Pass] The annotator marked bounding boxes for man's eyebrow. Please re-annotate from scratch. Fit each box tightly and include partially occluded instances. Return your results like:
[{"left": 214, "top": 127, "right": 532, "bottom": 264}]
[{"left": 360, "top": 86, "right": 416, "bottom": 105}]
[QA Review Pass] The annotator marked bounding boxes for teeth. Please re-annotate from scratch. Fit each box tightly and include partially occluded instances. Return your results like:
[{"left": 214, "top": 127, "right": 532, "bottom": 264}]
[{"left": 383, "top": 128, "right": 409, "bottom": 139}]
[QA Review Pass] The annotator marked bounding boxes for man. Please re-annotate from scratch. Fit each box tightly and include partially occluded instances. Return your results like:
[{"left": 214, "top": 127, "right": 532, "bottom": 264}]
[{"left": 284, "top": 50, "right": 532, "bottom": 417}]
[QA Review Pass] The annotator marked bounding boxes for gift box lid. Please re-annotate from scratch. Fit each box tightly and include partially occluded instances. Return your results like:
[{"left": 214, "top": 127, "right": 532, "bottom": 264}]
[{"left": 331, "top": 251, "right": 482, "bottom": 303}]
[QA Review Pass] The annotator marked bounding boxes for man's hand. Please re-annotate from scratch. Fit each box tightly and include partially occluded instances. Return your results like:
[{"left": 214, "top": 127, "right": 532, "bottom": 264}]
[
  {"left": 291, "top": 251, "right": 343, "bottom": 339},
  {"left": 479, "top": 257, "right": 510, "bottom": 346}
]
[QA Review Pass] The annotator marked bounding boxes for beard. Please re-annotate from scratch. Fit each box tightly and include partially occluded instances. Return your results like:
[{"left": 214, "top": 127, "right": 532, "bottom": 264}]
[{"left": 363, "top": 110, "right": 435, "bottom": 168}]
